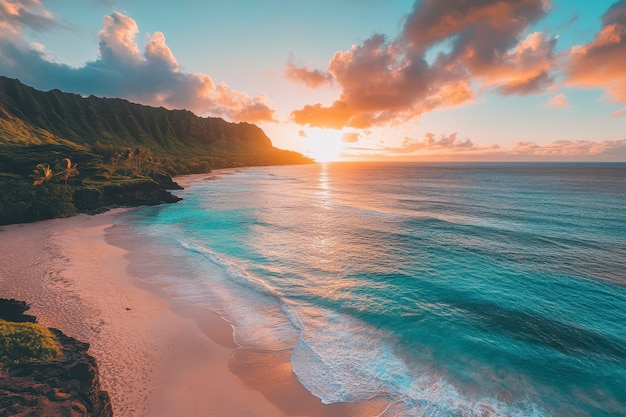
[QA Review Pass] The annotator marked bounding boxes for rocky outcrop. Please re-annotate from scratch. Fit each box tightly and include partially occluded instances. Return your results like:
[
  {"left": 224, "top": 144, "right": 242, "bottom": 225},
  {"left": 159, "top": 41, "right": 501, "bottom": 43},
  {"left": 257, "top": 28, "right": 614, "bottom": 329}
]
[
  {"left": 0, "top": 299, "right": 113, "bottom": 417},
  {"left": 153, "top": 173, "right": 184, "bottom": 190},
  {"left": 0, "top": 299, "right": 36, "bottom": 323},
  {"left": 73, "top": 177, "right": 182, "bottom": 213}
]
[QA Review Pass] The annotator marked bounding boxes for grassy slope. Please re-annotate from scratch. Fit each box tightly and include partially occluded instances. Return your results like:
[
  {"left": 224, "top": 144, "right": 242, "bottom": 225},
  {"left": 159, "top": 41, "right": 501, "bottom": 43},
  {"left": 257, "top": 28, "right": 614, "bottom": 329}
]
[{"left": 0, "top": 320, "right": 60, "bottom": 366}]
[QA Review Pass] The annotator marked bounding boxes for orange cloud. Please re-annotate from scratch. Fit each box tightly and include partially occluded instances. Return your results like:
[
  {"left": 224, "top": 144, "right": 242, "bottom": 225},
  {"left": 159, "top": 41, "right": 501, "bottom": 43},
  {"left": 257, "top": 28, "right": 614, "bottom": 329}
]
[
  {"left": 567, "top": 1, "right": 626, "bottom": 102},
  {"left": 285, "top": 56, "right": 333, "bottom": 88},
  {"left": 291, "top": 35, "right": 475, "bottom": 128},
  {"left": 342, "top": 132, "right": 360, "bottom": 143},
  {"left": 0, "top": 8, "right": 277, "bottom": 123},
  {"left": 545, "top": 93, "right": 571, "bottom": 109},
  {"left": 290, "top": 0, "right": 553, "bottom": 129},
  {"left": 486, "top": 32, "right": 557, "bottom": 95}
]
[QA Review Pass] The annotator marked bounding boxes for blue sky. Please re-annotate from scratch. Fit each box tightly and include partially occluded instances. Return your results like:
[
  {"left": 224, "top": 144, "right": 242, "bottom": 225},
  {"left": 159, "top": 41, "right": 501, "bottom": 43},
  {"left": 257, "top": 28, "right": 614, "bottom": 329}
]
[{"left": 1, "top": 0, "right": 625, "bottom": 161}]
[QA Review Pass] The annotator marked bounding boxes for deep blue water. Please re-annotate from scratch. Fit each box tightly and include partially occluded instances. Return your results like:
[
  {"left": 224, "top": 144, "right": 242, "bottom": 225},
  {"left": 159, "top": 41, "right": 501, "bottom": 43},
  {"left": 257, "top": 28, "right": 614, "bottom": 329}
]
[{"left": 113, "top": 162, "right": 626, "bottom": 416}]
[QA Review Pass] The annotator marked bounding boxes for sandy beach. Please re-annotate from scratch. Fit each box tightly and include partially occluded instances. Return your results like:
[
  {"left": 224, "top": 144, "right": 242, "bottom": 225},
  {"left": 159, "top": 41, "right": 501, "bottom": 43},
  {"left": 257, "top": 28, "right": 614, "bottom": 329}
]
[{"left": 0, "top": 210, "right": 387, "bottom": 417}]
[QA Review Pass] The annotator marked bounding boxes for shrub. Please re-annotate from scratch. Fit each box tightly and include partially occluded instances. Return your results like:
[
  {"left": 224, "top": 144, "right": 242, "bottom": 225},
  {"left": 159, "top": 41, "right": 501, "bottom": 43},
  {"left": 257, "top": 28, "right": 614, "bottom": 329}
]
[
  {"left": 0, "top": 319, "right": 60, "bottom": 366},
  {"left": 0, "top": 179, "right": 76, "bottom": 224}
]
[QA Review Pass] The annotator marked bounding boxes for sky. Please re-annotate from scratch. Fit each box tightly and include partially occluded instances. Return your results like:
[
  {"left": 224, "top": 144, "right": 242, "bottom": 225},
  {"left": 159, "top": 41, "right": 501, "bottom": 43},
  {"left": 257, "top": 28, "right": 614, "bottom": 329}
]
[{"left": 1, "top": 0, "right": 625, "bottom": 162}]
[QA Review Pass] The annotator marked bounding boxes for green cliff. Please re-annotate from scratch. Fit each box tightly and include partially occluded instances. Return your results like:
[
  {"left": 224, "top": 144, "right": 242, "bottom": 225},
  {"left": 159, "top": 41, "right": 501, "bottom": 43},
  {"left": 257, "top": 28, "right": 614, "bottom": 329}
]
[
  {"left": 0, "top": 76, "right": 312, "bottom": 224},
  {"left": 0, "top": 75, "right": 311, "bottom": 164}
]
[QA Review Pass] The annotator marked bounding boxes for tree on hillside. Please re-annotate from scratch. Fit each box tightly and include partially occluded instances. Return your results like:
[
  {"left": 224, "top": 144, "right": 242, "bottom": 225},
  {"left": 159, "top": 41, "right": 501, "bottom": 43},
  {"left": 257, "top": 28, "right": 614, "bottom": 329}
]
[
  {"left": 31, "top": 164, "right": 53, "bottom": 186},
  {"left": 133, "top": 147, "right": 153, "bottom": 175},
  {"left": 55, "top": 158, "right": 79, "bottom": 190},
  {"left": 119, "top": 148, "right": 135, "bottom": 176}
]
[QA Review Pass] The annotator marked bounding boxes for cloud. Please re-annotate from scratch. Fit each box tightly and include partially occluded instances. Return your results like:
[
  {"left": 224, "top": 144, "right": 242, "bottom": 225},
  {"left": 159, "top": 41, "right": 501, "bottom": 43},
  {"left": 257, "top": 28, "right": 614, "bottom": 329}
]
[
  {"left": 290, "top": 0, "right": 555, "bottom": 129},
  {"left": 0, "top": 0, "right": 55, "bottom": 38},
  {"left": 544, "top": 93, "right": 570, "bottom": 108},
  {"left": 612, "top": 105, "right": 626, "bottom": 117},
  {"left": 357, "top": 133, "right": 626, "bottom": 160},
  {"left": 0, "top": 7, "right": 276, "bottom": 123},
  {"left": 566, "top": 1, "right": 626, "bottom": 102},
  {"left": 292, "top": 34, "right": 475, "bottom": 128},
  {"left": 285, "top": 55, "right": 333, "bottom": 88},
  {"left": 404, "top": 0, "right": 556, "bottom": 94},
  {"left": 342, "top": 132, "right": 360, "bottom": 143},
  {"left": 298, "top": 130, "right": 307, "bottom": 137},
  {"left": 511, "top": 139, "right": 626, "bottom": 156},
  {"left": 383, "top": 132, "right": 489, "bottom": 154}
]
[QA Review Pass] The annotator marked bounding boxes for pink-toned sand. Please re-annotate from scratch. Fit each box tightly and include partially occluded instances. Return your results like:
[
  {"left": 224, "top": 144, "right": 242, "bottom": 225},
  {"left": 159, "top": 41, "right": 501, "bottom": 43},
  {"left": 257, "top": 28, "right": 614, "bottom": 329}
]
[{"left": 0, "top": 211, "right": 388, "bottom": 417}]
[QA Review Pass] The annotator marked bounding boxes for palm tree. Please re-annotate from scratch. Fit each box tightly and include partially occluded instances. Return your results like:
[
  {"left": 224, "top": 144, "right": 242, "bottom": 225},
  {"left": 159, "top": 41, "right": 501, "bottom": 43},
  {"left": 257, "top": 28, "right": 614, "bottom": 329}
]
[
  {"left": 134, "top": 147, "right": 154, "bottom": 175},
  {"left": 55, "top": 158, "right": 79, "bottom": 190},
  {"left": 32, "top": 163, "right": 54, "bottom": 186},
  {"left": 119, "top": 148, "right": 135, "bottom": 176}
]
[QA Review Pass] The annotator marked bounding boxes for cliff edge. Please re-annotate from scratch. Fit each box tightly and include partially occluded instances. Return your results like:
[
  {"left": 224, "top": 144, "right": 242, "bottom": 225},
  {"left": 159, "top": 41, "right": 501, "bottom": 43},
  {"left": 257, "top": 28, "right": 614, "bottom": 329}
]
[{"left": 0, "top": 299, "right": 113, "bottom": 417}]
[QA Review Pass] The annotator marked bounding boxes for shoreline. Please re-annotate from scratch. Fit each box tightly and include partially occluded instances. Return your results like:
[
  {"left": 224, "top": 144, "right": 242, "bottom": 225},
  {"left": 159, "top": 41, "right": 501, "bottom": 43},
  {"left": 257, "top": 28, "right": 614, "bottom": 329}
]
[{"left": 0, "top": 209, "right": 387, "bottom": 416}]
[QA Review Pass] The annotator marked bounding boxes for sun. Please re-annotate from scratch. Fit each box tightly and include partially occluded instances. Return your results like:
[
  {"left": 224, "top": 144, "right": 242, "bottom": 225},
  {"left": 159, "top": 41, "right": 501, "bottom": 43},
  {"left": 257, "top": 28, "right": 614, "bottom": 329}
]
[{"left": 304, "top": 129, "right": 344, "bottom": 162}]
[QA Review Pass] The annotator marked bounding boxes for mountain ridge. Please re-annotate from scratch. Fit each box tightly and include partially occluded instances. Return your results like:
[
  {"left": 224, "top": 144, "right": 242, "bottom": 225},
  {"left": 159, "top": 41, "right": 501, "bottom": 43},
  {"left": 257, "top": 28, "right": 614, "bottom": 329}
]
[{"left": 0, "top": 75, "right": 308, "bottom": 163}]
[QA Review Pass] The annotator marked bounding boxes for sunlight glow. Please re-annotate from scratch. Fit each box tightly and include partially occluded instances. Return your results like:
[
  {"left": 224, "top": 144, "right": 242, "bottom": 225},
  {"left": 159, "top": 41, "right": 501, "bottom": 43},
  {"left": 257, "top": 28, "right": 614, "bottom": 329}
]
[{"left": 303, "top": 129, "right": 344, "bottom": 162}]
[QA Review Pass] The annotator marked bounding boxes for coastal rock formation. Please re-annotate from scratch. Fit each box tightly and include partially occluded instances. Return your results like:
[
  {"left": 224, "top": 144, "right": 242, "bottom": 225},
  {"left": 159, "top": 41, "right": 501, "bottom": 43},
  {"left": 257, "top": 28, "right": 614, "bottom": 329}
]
[
  {"left": 0, "top": 299, "right": 113, "bottom": 417},
  {"left": 0, "top": 299, "right": 36, "bottom": 323},
  {"left": 153, "top": 173, "right": 184, "bottom": 190},
  {"left": 73, "top": 177, "right": 182, "bottom": 213}
]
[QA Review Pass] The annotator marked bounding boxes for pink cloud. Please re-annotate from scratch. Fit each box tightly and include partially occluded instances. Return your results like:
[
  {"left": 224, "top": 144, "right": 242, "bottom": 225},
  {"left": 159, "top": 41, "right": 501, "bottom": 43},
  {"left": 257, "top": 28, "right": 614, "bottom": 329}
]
[
  {"left": 360, "top": 134, "right": 626, "bottom": 160},
  {"left": 612, "top": 106, "right": 626, "bottom": 117},
  {"left": 566, "top": 1, "right": 626, "bottom": 102},
  {"left": 0, "top": 8, "right": 277, "bottom": 123},
  {"left": 98, "top": 11, "right": 142, "bottom": 65},
  {"left": 0, "top": 0, "right": 55, "bottom": 40},
  {"left": 383, "top": 132, "right": 490, "bottom": 154},
  {"left": 545, "top": 93, "right": 571, "bottom": 109},
  {"left": 404, "top": 0, "right": 556, "bottom": 94},
  {"left": 285, "top": 56, "right": 333, "bottom": 88},
  {"left": 144, "top": 32, "right": 179, "bottom": 72},
  {"left": 512, "top": 139, "right": 626, "bottom": 156},
  {"left": 290, "top": 0, "right": 554, "bottom": 129}
]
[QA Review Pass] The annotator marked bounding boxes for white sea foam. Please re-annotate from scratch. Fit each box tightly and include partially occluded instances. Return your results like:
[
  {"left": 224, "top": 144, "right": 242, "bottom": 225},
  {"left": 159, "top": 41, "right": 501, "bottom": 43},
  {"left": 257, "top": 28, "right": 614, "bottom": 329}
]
[
  {"left": 160, "top": 227, "right": 551, "bottom": 416},
  {"left": 290, "top": 307, "right": 548, "bottom": 416},
  {"left": 176, "top": 239, "right": 301, "bottom": 350}
]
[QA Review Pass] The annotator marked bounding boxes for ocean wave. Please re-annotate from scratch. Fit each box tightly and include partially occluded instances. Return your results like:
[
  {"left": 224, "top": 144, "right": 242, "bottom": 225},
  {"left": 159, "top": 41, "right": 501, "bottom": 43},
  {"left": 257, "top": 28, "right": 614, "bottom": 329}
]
[
  {"left": 290, "top": 307, "right": 549, "bottom": 417},
  {"left": 177, "top": 239, "right": 301, "bottom": 350}
]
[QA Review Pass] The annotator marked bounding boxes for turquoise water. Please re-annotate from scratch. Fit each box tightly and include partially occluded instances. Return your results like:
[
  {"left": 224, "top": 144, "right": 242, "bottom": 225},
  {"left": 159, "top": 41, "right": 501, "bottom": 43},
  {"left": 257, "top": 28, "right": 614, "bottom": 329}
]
[{"left": 113, "top": 162, "right": 626, "bottom": 416}]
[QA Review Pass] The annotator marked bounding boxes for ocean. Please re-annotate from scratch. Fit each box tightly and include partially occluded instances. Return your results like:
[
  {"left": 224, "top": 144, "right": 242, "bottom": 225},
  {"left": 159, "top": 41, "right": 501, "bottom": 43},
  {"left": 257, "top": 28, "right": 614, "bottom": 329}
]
[{"left": 108, "top": 162, "right": 626, "bottom": 416}]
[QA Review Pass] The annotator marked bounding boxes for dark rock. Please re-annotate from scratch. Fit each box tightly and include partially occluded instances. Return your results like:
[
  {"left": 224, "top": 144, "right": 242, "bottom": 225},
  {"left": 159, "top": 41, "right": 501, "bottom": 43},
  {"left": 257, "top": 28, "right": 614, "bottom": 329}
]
[
  {"left": 0, "top": 300, "right": 113, "bottom": 417},
  {"left": 152, "top": 173, "right": 184, "bottom": 190},
  {"left": 0, "top": 299, "right": 36, "bottom": 323},
  {"left": 73, "top": 178, "right": 182, "bottom": 215}
]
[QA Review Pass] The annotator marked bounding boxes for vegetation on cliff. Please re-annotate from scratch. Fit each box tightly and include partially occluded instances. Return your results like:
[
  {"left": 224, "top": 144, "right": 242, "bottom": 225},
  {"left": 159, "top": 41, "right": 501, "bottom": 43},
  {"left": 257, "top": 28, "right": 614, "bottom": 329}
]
[
  {"left": 0, "top": 298, "right": 113, "bottom": 417},
  {"left": 0, "top": 320, "right": 60, "bottom": 367}
]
